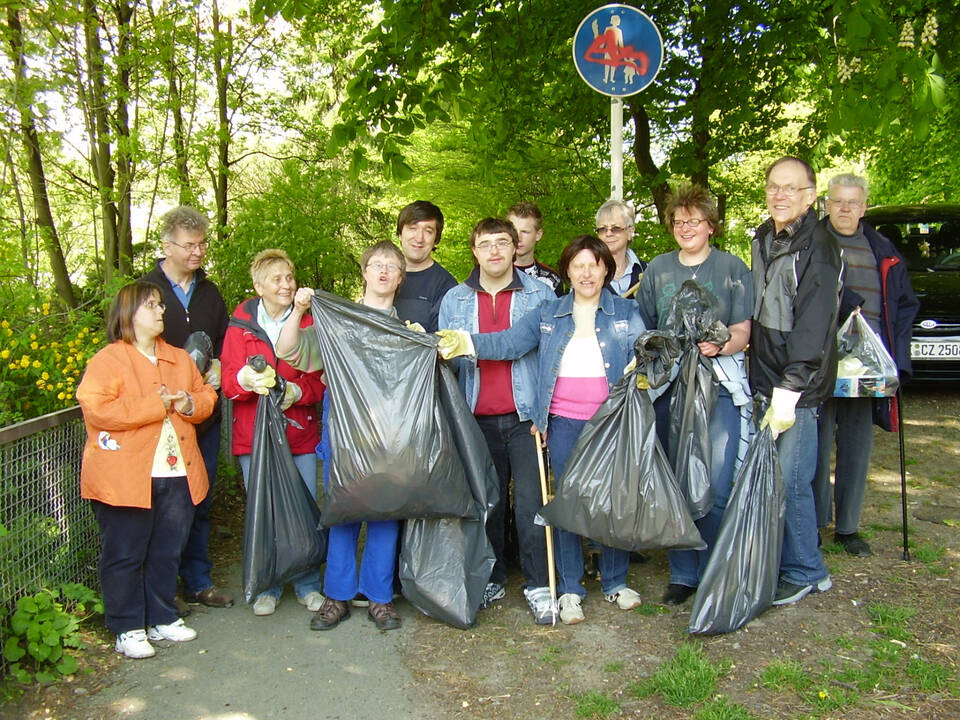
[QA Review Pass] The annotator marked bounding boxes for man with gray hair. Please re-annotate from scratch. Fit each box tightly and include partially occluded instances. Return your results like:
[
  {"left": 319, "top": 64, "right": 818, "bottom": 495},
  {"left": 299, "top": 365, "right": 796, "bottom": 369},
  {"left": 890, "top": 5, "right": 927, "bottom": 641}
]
[
  {"left": 595, "top": 199, "right": 647, "bottom": 297},
  {"left": 142, "top": 206, "right": 233, "bottom": 610},
  {"left": 814, "top": 174, "right": 919, "bottom": 557}
]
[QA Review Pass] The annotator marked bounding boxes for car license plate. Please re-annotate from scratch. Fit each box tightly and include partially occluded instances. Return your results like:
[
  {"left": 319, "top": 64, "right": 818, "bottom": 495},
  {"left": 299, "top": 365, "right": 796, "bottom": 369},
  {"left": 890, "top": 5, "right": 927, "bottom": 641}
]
[{"left": 911, "top": 341, "right": 960, "bottom": 359}]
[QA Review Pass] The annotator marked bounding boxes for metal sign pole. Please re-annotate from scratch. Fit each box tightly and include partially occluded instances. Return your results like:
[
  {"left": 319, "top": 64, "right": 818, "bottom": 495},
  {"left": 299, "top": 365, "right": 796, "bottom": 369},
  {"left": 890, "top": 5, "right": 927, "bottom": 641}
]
[{"left": 610, "top": 96, "right": 623, "bottom": 201}]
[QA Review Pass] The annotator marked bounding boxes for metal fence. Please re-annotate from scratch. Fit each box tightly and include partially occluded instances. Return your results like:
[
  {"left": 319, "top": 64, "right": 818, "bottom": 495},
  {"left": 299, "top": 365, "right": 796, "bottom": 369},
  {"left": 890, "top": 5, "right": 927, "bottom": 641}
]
[{"left": 0, "top": 406, "right": 98, "bottom": 675}]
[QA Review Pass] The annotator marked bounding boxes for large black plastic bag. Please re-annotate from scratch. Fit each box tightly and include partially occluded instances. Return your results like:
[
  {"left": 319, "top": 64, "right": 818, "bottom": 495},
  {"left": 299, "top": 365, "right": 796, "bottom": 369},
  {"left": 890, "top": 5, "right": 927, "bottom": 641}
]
[
  {"left": 537, "top": 362, "right": 704, "bottom": 552},
  {"left": 661, "top": 280, "right": 731, "bottom": 520},
  {"left": 309, "top": 291, "right": 477, "bottom": 526},
  {"left": 399, "top": 365, "right": 498, "bottom": 629},
  {"left": 688, "top": 427, "right": 785, "bottom": 635},
  {"left": 242, "top": 381, "right": 327, "bottom": 603}
]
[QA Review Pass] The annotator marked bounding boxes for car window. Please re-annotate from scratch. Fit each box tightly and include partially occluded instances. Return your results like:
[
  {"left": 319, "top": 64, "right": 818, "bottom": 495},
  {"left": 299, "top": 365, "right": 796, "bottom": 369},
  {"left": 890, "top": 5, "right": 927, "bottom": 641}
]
[{"left": 875, "top": 220, "right": 960, "bottom": 271}]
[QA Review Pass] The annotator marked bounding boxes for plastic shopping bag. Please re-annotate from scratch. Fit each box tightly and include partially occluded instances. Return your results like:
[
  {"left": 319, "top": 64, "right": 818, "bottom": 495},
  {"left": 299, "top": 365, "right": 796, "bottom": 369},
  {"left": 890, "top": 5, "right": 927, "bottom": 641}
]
[
  {"left": 308, "top": 291, "right": 477, "bottom": 526},
  {"left": 399, "top": 364, "right": 497, "bottom": 629},
  {"left": 242, "top": 381, "right": 326, "bottom": 603},
  {"left": 537, "top": 367, "right": 704, "bottom": 552},
  {"left": 833, "top": 311, "right": 899, "bottom": 397},
  {"left": 688, "top": 427, "right": 785, "bottom": 635},
  {"left": 662, "top": 281, "right": 731, "bottom": 520}
]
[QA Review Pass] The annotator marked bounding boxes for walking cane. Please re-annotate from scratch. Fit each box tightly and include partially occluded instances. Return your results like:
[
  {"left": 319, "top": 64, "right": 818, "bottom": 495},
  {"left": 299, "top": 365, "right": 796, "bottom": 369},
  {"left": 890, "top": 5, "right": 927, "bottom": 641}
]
[
  {"left": 895, "top": 390, "right": 910, "bottom": 561},
  {"left": 534, "top": 430, "right": 558, "bottom": 625}
]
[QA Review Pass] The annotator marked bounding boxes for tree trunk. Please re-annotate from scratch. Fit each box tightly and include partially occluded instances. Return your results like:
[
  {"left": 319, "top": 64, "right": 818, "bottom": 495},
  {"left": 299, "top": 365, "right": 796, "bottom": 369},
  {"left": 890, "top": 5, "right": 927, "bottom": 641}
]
[
  {"left": 627, "top": 100, "right": 671, "bottom": 223},
  {"left": 83, "top": 0, "right": 119, "bottom": 283},
  {"left": 5, "top": 6, "right": 76, "bottom": 308},
  {"left": 113, "top": 0, "right": 135, "bottom": 276},
  {"left": 211, "top": 0, "right": 229, "bottom": 242}
]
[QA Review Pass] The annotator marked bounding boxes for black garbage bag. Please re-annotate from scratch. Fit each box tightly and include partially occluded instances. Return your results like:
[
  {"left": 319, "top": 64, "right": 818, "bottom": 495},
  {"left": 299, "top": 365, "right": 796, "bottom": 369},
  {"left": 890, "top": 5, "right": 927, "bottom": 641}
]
[
  {"left": 537, "top": 368, "right": 704, "bottom": 552},
  {"left": 242, "top": 379, "right": 327, "bottom": 603},
  {"left": 399, "top": 365, "right": 498, "bottom": 629},
  {"left": 688, "top": 427, "right": 785, "bottom": 635},
  {"left": 183, "top": 331, "right": 213, "bottom": 374},
  {"left": 634, "top": 330, "right": 681, "bottom": 389},
  {"left": 661, "top": 280, "right": 732, "bottom": 520},
  {"left": 308, "top": 291, "right": 477, "bottom": 526}
]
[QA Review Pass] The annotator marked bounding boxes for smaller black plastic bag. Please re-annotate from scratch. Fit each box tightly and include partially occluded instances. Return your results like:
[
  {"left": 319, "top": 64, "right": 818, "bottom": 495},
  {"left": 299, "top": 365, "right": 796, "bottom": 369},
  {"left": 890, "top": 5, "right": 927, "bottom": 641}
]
[
  {"left": 399, "top": 365, "right": 497, "bottom": 628},
  {"left": 242, "top": 379, "right": 326, "bottom": 604},
  {"left": 688, "top": 427, "right": 785, "bottom": 635},
  {"left": 183, "top": 331, "right": 213, "bottom": 374},
  {"left": 537, "top": 369, "right": 704, "bottom": 552},
  {"left": 661, "top": 281, "right": 731, "bottom": 520},
  {"left": 634, "top": 330, "right": 680, "bottom": 389}
]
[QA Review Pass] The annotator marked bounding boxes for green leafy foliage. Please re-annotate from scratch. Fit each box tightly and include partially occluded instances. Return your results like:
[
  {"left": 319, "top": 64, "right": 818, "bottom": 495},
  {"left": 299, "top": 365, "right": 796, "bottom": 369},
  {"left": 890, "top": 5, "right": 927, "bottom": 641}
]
[
  {"left": 1, "top": 585, "right": 101, "bottom": 685},
  {"left": 630, "top": 643, "right": 729, "bottom": 706}
]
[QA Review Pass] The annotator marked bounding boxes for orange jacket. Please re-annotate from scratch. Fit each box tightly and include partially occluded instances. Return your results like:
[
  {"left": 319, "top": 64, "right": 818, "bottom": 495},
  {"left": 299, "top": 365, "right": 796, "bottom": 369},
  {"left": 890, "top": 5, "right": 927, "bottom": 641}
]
[{"left": 77, "top": 339, "right": 217, "bottom": 508}]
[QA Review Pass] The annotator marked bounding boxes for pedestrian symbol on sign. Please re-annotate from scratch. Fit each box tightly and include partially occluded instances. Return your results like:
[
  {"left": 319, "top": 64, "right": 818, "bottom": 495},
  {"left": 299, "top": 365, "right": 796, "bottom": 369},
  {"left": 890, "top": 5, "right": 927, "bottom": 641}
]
[{"left": 573, "top": 5, "right": 663, "bottom": 97}]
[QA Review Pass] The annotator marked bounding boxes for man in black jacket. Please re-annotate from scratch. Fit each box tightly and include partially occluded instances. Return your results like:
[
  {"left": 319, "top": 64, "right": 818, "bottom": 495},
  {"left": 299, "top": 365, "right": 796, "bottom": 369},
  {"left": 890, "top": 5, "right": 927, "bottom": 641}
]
[
  {"left": 141, "top": 206, "right": 233, "bottom": 609},
  {"left": 752, "top": 157, "right": 842, "bottom": 606},
  {"left": 814, "top": 174, "right": 919, "bottom": 557}
]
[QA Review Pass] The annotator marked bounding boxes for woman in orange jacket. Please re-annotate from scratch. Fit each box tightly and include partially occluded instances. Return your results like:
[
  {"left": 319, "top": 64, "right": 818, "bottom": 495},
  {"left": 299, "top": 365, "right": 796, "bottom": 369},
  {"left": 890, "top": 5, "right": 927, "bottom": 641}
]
[{"left": 77, "top": 281, "right": 217, "bottom": 659}]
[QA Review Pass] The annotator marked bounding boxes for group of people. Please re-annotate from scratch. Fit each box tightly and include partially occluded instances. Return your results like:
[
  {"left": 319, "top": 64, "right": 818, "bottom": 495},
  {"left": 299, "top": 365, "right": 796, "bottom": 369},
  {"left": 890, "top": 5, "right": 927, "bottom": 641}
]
[{"left": 76, "top": 156, "right": 918, "bottom": 659}]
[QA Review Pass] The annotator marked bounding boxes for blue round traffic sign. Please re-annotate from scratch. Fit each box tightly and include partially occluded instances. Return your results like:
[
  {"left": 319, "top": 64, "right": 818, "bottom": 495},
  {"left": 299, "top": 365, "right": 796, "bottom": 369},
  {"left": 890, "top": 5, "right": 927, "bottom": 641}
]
[{"left": 573, "top": 4, "right": 664, "bottom": 97}]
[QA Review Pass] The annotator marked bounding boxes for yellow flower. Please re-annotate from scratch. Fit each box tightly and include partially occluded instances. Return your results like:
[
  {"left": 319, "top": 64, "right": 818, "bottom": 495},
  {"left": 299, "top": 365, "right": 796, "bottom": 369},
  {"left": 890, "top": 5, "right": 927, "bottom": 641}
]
[
  {"left": 0, "top": 320, "right": 8, "bottom": 328},
  {"left": 20, "top": 356, "right": 30, "bottom": 367},
  {"left": 818, "top": 691, "right": 827, "bottom": 699},
  {"left": 42, "top": 303, "right": 50, "bottom": 316},
  {"left": 30, "top": 333, "right": 36, "bottom": 341},
  {"left": 57, "top": 392, "right": 66, "bottom": 400},
  {"left": 41, "top": 371, "right": 49, "bottom": 380},
  {"left": 32, "top": 360, "right": 41, "bottom": 368},
  {"left": 0, "top": 349, "right": 8, "bottom": 359},
  {"left": 30, "top": 341, "right": 39, "bottom": 350}
]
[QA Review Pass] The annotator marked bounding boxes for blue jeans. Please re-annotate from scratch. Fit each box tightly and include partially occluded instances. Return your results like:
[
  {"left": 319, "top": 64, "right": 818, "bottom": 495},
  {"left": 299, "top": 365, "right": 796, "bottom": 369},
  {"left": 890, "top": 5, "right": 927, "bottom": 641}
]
[
  {"left": 179, "top": 421, "right": 219, "bottom": 594},
  {"left": 323, "top": 520, "right": 400, "bottom": 604},
  {"left": 776, "top": 406, "right": 829, "bottom": 586},
  {"left": 93, "top": 477, "right": 195, "bottom": 634},
  {"left": 547, "top": 414, "right": 630, "bottom": 598},
  {"left": 238, "top": 453, "right": 323, "bottom": 600},
  {"left": 475, "top": 413, "right": 548, "bottom": 588},
  {"left": 814, "top": 397, "right": 874, "bottom": 535},
  {"left": 668, "top": 389, "right": 741, "bottom": 588}
]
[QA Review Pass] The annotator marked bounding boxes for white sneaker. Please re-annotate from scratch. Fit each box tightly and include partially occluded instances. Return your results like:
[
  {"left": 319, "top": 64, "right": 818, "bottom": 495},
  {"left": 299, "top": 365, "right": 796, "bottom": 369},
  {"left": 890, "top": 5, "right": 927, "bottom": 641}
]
[
  {"left": 252, "top": 595, "right": 278, "bottom": 616},
  {"left": 147, "top": 618, "right": 197, "bottom": 642},
  {"left": 115, "top": 629, "right": 155, "bottom": 659},
  {"left": 558, "top": 593, "right": 585, "bottom": 625},
  {"left": 523, "top": 586, "right": 558, "bottom": 625},
  {"left": 604, "top": 587, "right": 642, "bottom": 610},
  {"left": 298, "top": 592, "right": 325, "bottom": 612}
]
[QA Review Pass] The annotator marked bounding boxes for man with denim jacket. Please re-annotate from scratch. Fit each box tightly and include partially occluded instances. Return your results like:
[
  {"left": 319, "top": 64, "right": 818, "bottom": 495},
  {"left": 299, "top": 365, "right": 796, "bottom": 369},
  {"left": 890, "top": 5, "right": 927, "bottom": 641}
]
[
  {"left": 438, "top": 217, "right": 556, "bottom": 624},
  {"left": 752, "top": 157, "right": 843, "bottom": 606}
]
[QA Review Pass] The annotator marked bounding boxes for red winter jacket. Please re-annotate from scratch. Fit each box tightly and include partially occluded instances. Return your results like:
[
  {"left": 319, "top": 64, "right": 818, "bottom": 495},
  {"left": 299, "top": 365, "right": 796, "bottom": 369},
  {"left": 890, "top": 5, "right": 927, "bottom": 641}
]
[{"left": 221, "top": 297, "right": 325, "bottom": 455}]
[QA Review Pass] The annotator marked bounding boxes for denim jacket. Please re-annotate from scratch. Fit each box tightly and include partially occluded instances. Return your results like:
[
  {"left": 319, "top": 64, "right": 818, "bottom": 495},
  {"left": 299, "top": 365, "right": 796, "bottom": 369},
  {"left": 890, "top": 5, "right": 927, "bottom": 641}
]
[
  {"left": 438, "top": 269, "right": 554, "bottom": 422},
  {"left": 471, "top": 287, "right": 646, "bottom": 432}
]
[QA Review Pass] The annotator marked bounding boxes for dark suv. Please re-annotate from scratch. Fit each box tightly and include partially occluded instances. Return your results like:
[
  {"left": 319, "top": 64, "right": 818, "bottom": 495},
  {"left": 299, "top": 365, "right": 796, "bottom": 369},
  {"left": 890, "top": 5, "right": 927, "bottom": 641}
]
[{"left": 864, "top": 204, "right": 960, "bottom": 381}]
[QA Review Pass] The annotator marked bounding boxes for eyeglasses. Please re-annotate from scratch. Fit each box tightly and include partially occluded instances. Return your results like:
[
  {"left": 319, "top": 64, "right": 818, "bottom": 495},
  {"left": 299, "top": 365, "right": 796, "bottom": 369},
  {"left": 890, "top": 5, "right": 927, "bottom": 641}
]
[
  {"left": 596, "top": 225, "right": 629, "bottom": 235},
  {"left": 366, "top": 261, "right": 402, "bottom": 273},
  {"left": 672, "top": 218, "right": 706, "bottom": 229},
  {"left": 827, "top": 198, "right": 863, "bottom": 208},
  {"left": 169, "top": 240, "right": 208, "bottom": 254},
  {"left": 143, "top": 300, "right": 166, "bottom": 311},
  {"left": 474, "top": 238, "right": 514, "bottom": 252},
  {"left": 764, "top": 184, "right": 813, "bottom": 197}
]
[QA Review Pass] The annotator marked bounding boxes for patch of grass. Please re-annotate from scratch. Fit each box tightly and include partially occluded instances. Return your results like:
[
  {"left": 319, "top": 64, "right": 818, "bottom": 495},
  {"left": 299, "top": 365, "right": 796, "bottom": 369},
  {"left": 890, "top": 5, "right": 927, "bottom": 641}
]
[
  {"left": 603, "top": 661, "right": 623, "bottom": 673},
  {"left": 692, "top": 696, "right": 757, "bottom": 720},
  {"left": 943, "top": 518, "right": 959, "bottom": 528},
  {"left": 634, "top": 602, "right": 670, "bottom": 616},
  {"left": 909, "top": 542, "right": 946, "bottom": 564},
  {"left": 801, "top": 687, "right": 858, "bottom": 712},
  {"left": 759, "top": 660, "right": 810, "bottom": 692},
  {"left": 869, "top": 638, "right": 906, "bottom": 665},
  {"left": 866, "top": 603, "right": 917, "bottom": 641},
  {"left": 574, "top": 690, "right": 619, "bottom": 718},
  {"left": 821, "top": 541, "right": 845, "bottom": 555},
  {"left": 905, "top": 656, "right": 955, "bottom": 692},
  {"left": 835, "top": 634, "right": 856, "bottom": 650},
  {"left": 629, "top": 643, "right": 728, "bottom": 707},
  {"left": 868, "top": 521, "right": 902, "bottom": 533},
  {"left": 539, "top": 644, "right": 569, "bottom": 666}
]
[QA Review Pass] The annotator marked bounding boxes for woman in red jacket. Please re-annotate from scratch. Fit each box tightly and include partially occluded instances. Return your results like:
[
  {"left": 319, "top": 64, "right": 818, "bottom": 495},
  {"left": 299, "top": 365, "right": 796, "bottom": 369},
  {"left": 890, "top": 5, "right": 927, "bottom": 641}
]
[
  {"left": 78, "top": 281, "right": 216, "bottom": 659},
  {"left": 221, "top": 249, "right": 326, "bottom": 616}
]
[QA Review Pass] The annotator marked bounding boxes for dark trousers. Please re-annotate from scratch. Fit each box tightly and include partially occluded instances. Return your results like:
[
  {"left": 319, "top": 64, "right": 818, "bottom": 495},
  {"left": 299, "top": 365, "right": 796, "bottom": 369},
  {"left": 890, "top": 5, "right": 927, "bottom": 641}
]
[
  {"left": 93, "top": 477, "right": 195, "bottom": 634},
  {"left": 178, "top": 420, "right": 219, "bottom": 594},
  {"left": 475, "top": 413, "right": 548, "bottom": 588}
]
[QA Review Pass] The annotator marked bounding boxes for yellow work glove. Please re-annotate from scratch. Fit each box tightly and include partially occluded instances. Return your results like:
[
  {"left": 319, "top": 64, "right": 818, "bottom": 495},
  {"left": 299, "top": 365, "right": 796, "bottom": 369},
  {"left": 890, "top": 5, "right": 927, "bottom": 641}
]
[
  {"left": 622, "top": 357, "right": 650, "bottom": 390},
  {"left": 404, "top": 320, "right": 426, "bottom": 333},
  {"left": 435, "top": 329, "right": 474, "bottom": 360},
  {"left": 203, "top": 358, "right": 222, "bottom": 390},
  {"left": 236, "top": 364, "right": 277, "bottom": 395},
  {"left": 280, "top": 380, "right": 302, "bottom": 411},
  {"left": 759, "top": 387, "right": 801, "bottom": 439}
]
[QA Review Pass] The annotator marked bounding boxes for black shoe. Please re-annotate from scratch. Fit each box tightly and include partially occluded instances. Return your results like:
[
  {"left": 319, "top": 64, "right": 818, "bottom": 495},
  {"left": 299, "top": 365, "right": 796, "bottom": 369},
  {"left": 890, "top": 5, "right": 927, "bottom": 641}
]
[
  {"left": 772, "top": 576, "right": 832, "bottom": 606},
  {"left": 662, "top": 584, "right": 696, "bottom": 605},
  {"left": 310, "top": 598, "right": 350, "bottom": 630},
  {"left": 834, "top": 532, "right": 872, "bottom": 557}
]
